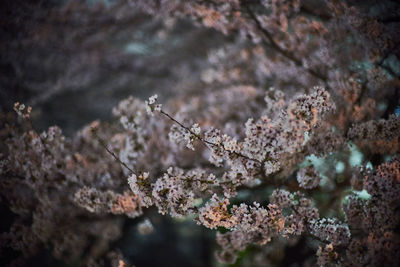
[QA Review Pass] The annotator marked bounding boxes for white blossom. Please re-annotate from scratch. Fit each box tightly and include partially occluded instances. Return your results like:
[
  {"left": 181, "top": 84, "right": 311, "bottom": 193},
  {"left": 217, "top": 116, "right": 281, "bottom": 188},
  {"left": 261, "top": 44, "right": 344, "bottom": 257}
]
[{"left": 145, "top": 94, "right": 162, "bottom": 116}]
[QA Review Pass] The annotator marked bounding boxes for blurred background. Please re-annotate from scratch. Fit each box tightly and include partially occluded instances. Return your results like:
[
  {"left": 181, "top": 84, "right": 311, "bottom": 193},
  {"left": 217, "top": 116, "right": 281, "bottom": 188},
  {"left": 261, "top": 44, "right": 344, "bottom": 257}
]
[{"left": 0, "top": 0, "right": 228, "bottom": 136}]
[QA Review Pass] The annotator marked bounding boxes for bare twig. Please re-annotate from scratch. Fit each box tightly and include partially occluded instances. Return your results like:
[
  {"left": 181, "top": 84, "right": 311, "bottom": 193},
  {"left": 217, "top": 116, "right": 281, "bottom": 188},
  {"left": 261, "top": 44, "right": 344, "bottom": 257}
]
[{"left": 90, "top": 127, "right": 136, "bottom": 175}]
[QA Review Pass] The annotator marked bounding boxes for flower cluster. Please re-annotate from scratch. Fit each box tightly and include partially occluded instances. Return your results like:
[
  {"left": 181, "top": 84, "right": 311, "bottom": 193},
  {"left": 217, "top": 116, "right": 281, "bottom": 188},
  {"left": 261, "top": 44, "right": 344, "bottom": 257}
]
[
  {"left": 129, "top": 167, "right": 219, "bottom": 218},
  {"left": 308, "top": 218, "right": 351, "bottom": 246},
  {"left": 197, "top": 194, "right": 236, "bottom": 229},
  {"left": 127, "top": 172, "right": 153, "bottom": 207},
  {"left": 341, "top": 160, "right": 400, "bottom": 266},
  {"left": 74, "top": 187, "right": 143, "bottom": 218},
  {"left": 213, "top": 202, "right": 286, "bottom": 264},
  {"left": 296, "top": 166, "right": 321, "bottom": 189},
  {"left": 270, "top": 189, "right": 319, "bottom": 236},
  {"left": 13, "top": 102, "right": 32, "bottom": 119},
  {"left": 348, "top": 115, "right": 400, "bottom": 154},
  {"left": 145, "top": 94, "right": 162, "bottom": 116},
  {"left": 168, "top": 123, "right": 201, "bottom": 150}
]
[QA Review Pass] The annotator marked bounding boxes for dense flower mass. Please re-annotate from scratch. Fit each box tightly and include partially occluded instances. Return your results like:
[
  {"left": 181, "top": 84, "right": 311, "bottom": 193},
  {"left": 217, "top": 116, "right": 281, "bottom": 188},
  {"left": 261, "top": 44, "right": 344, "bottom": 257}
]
[
  {"left": 297, "top": 166, "right": 321, "bottom": 189},
  {"left": 1, "top": 0, "right": 399, "bottom": 266}
]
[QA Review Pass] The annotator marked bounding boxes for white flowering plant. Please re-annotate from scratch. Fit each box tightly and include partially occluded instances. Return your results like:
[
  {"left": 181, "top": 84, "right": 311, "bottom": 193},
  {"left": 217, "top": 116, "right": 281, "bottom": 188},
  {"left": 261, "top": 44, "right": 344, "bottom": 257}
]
[{"left": 1, "top": 0, "right": 400, "bottom": 266}]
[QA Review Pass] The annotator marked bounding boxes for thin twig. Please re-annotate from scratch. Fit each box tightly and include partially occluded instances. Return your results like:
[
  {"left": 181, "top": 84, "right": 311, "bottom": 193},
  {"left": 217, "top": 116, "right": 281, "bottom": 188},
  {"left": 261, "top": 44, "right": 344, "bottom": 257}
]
[{"left": 91, "top": 127, "right": 136, "bottom": 175}]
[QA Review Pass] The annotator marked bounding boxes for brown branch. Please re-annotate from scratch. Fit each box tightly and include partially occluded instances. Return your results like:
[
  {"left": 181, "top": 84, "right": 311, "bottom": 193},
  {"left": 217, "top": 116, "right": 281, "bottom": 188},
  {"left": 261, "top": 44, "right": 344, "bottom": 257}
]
[{"left": 244, "top": 5, "right": 328, "bottom": 83}]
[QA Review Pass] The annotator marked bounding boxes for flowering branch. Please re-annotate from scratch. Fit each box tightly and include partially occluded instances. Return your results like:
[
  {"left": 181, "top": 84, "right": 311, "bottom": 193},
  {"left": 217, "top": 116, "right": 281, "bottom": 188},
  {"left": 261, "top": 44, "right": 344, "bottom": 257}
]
[
  {"left": 145, "top": 94, "right": 262, "bottom": 165},
  {"left": 159, "top": 109, "right": 263, "bottom": 165},
  {"left": 13, "top": 102, "right": 57, "bottom": 160}
]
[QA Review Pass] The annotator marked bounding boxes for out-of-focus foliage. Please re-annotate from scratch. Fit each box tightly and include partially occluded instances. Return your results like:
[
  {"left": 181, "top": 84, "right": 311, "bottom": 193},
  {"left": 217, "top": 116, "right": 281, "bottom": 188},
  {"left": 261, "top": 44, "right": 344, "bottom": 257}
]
[{"left": 0, "top": 0, "right": 225, "bottom": 135}]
